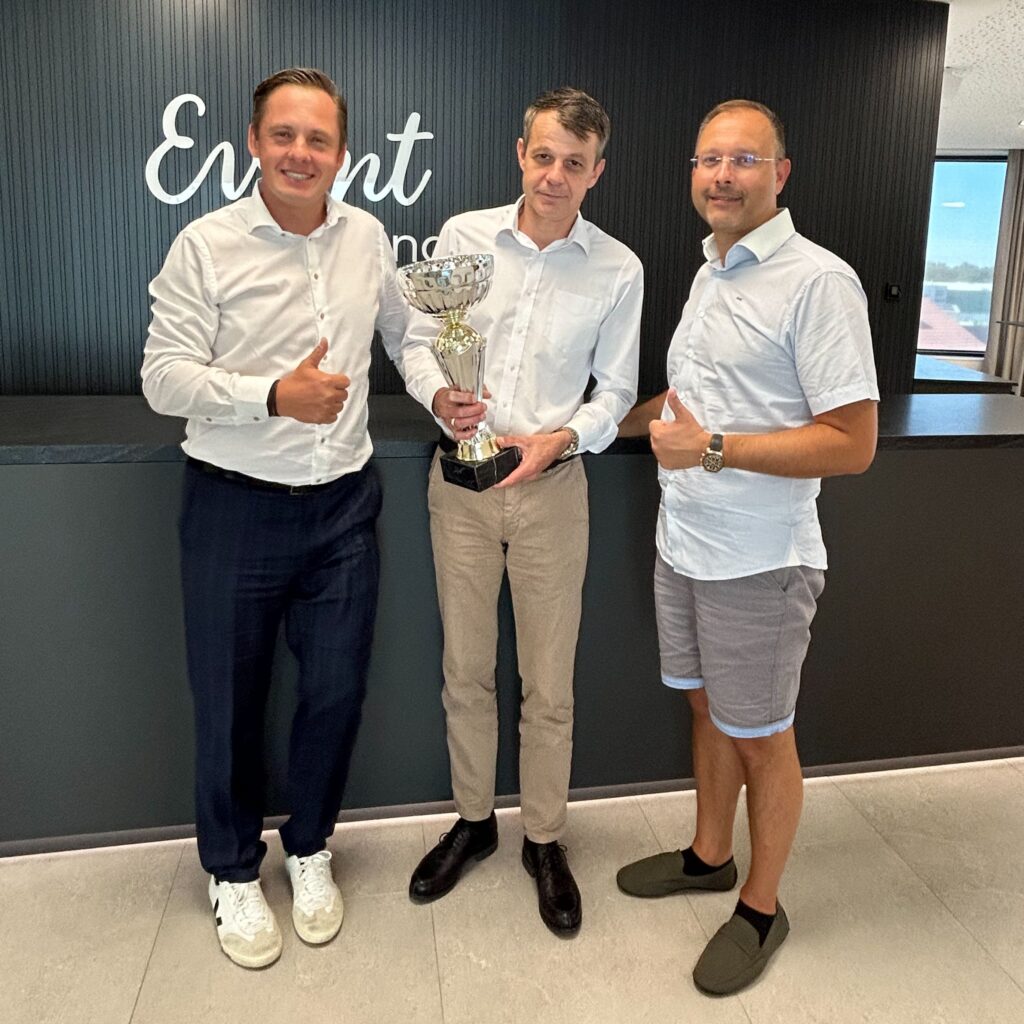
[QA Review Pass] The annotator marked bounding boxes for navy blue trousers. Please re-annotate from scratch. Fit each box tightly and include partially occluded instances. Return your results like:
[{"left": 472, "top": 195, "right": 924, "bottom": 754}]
[{"left": 179, "top": 461, "right": 381, "bottom": 882}]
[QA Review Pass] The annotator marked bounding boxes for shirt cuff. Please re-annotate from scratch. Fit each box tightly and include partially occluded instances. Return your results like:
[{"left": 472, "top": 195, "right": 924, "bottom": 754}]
[
  {"left": 562, "top": 414, "right": 615, "bottom": 455},
  {"left": 234, "top": 375, "right": 279, "bottom": 423}
]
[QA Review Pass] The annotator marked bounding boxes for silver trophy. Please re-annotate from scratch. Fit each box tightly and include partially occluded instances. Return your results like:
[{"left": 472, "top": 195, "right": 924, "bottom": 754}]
[{"left": 398, "top": 253, "right": 521, "bottom": 490}]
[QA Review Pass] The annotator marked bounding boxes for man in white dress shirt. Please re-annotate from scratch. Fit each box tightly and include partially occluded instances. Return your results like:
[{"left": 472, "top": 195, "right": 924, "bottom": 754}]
[
  {"left": 400, "top": 87, "right": 643, "bottom": 935},
  {"left": 141, "top": 67, "right": 407, "bottom": 969},
  {"left": 615, "top": 100, "right": 879, "bottom": 994}
]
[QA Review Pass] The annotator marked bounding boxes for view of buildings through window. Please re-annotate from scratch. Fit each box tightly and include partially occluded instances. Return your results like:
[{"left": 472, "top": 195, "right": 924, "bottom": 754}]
[{"left": 918, "top": 158, "right": 1007, "bottom": 355}]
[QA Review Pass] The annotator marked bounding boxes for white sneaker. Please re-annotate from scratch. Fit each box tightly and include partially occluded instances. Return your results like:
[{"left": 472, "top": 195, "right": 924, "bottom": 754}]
[
  {"left": 285, "top": 849, "right": 344, "bottom": 944},
  {"left": 208, "top": 876, "right": 282, "bottom": 969}
]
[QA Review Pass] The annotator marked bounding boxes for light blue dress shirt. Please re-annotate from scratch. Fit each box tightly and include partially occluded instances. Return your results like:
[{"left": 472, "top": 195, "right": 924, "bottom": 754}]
[{"left": 657, "top": 208, "right": 879, "bottom": 580}]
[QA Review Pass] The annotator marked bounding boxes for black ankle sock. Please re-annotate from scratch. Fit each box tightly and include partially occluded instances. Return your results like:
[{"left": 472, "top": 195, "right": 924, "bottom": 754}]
[
  {"left": 734, "top": 898, "right": 776, "bottom": 946},
  {"left": 681, "top": 846, "right": 733, "bottom": 875}
]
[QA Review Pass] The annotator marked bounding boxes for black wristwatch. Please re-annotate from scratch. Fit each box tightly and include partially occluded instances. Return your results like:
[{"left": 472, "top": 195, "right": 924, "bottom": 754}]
[{"left": 700, "top": 433, "right": 724, "bottom": 473}]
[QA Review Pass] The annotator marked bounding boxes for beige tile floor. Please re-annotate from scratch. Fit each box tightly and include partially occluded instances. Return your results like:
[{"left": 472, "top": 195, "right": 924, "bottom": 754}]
[{"left": 3, "top": 758, "right": 1024, "bottom": 1024}]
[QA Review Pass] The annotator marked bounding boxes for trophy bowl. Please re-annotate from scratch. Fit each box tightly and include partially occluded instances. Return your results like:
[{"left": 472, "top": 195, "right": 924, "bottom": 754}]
[{"left": 397, "top": 253, "right": 493, "bottom": 323}]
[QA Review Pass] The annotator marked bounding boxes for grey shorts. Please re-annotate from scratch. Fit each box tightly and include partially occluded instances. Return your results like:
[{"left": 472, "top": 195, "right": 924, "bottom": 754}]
[{"left": 653, "top": 554, "right": 825, "bottom": 739}]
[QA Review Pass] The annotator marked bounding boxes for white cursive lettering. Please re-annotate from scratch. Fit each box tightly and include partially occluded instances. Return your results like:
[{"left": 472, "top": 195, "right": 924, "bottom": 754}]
[
  {"left": 332, "top": 113, "right": 433, "bottom": 206},
  {"left": 144, "top": 94, "right": 257, "bottom": 206},
  {"left": 145, "top": 95, "right": 434, "bottom": 209}
]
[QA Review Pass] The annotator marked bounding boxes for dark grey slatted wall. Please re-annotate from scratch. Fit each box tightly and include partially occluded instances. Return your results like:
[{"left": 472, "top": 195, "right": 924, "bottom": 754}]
[{"left": 1, "top": 0, "right": 946, "bottom": 397}]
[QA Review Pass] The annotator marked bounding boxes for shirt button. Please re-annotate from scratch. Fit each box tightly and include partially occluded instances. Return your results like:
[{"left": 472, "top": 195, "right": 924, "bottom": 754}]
[
  {"left": 320, "top": 438, "right": 325, "bottom": 444},
  {"left": 319, "top": 313, "right": 325, "bottom": 320},
  {"left": 205, "top": 417, "right": 212, "bottom": 422},
  {"left": 252, "top": 417, "right": 259, "bottom": 422},
  {"left": 314, "top": 273, "right": 320, "bottom": 280}
]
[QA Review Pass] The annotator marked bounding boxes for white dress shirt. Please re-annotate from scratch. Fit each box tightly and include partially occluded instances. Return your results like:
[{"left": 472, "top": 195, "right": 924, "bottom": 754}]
[
  {"left": 142, "top": 184, "right": 408, "bottom": 486},
  {"left": 401, "top": 200, "right": 643, "bottom": 452},
  {"left": 657, "top": 208, "right": 879, "bottom": 580}
]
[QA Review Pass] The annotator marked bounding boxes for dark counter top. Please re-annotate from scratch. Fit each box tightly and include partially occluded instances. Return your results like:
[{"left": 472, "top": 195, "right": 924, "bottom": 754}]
[
  {"left": 2, "top": 392, "right": 1024, "bottom": 465},
  {"left": 0, "top": 395, "right": 440, "bottom": 465},
  {"left": 877, "top": 393, "right": 1024, "bottom": 448},
  {"left": 913, "top": 354, "right": 1015, "bottom": 395}
]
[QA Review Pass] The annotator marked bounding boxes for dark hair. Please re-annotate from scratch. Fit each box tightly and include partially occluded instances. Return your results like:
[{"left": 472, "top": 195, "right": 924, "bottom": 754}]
[
  {"left": 697, "top": 99, "right": 786, "bottom": 158},
  {"left": 523, "top": 87, "right": 611, "bottom": 161},
  {"left": 251, "top": 67, "right": 347, "bottom": 148}
]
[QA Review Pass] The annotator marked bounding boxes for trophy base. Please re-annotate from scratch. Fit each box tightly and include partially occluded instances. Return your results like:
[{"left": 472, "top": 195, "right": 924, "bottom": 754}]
[{"left": 441, "top": 446, "right": 521, "bottom": 491}]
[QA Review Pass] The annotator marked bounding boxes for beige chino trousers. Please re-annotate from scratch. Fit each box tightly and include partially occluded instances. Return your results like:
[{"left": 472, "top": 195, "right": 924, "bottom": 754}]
[{"left": 427, "top": 451, "right": 589, "bottom": 843}]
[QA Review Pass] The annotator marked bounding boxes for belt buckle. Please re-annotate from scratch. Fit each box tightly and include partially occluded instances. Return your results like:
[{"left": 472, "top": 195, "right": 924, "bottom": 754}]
[{"left": 287, "top": 483, "right": 311, "bottom": 496}]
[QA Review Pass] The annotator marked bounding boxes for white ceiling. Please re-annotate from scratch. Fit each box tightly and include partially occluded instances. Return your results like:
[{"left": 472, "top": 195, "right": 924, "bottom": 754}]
[{"left": 939, "top": 0, "right": 1024, "bottom": 152}]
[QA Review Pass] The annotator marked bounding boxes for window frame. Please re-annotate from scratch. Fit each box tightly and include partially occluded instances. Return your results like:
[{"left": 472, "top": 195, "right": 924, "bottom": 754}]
[{"left": 917, "top": 154, "right": 1008, "bottom": 358}]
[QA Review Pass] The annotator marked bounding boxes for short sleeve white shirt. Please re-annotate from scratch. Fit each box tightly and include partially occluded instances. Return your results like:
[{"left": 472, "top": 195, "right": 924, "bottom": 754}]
[{"left": 656, "top": 208, "right": 879, "bottom": 580}]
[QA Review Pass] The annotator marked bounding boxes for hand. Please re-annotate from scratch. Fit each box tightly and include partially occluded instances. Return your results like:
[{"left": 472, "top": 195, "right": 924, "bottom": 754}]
[
  {"left": 431, "top": 387, "right": 489, "bottom": 442},
  {"left": 275, "top": 339, "right": 351, "bottom": 424},
  {"left": 492, "top": 430, "right": 572, "bottom": 489},
  {"left": 648, "top": 389, "right": 710, "bottom": 470}
]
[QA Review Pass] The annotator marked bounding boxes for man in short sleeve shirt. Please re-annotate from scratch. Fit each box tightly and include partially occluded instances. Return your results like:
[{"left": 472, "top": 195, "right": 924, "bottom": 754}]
[
  {"left": 400, "top": 88, "right": 643, "bottom": 936},
  {"left": 616, "top": 100, "right": 878, "bottom": 994},
  {"left": 141, "top": 68, "right": 408, "bottom": 969}
]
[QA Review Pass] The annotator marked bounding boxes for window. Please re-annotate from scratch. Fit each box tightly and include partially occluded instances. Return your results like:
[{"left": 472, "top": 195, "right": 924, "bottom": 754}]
[{"left": 917, "top": 158, "right": 1007, "bottom": 355}]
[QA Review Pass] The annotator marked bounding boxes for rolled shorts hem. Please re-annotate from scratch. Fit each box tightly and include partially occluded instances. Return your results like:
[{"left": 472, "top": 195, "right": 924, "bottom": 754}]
[
  {"left": 709, "top": 710, "right": 796, "bottom": 739},
  {"left": 661, "top": 673, "right": 704, "bottom": 690}
]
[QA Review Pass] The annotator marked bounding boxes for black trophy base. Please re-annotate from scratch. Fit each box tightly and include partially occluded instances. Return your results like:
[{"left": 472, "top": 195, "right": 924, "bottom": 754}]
[{"left": 440, "top": 446, "right": 522, "bottom": 491}]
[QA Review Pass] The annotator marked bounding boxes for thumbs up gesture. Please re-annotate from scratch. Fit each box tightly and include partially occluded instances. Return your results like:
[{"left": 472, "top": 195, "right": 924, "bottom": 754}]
[
  {"left": 275, "top": 339, "right": 352, "bottom": 424},
  {"left": 649, "top": 388, "right": 710, "bottom": 470}
]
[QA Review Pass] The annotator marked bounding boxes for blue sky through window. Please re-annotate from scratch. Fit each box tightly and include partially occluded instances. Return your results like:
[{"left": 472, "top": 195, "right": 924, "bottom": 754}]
[{"left": 925, "top": 161, "right": 1006, "bottom": 267}]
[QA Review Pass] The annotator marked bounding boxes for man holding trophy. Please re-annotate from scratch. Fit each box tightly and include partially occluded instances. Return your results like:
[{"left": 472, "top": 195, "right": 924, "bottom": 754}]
[{"left": 399, "top": 87, "right": 643, "bottom": 935}]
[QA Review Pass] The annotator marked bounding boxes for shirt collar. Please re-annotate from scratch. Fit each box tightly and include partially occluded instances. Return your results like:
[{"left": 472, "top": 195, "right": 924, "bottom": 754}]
[
  {"left": 702, "top": 207, "right": 794, "bottom": 270},
  {"left": 245, "top": 179, "right": 347, "bottom": 237},
  {"left": 497, "top": 196, "right": 592, "bottom": 255}
]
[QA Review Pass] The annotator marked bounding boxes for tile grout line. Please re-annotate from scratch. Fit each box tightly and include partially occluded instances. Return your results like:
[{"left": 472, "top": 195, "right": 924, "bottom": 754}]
[
  {"left": 634, "top": 792, "right": 721, "bottom": 947},
  {"left": 735, "top": 990, "right": 757, "bottom": 1024},
  {"left": 423, "top": 821, "right": 449, "bottom": 1024},
  {"left": 635, "top": 794, "right": 668, "bottom": 851},
  {"left": 127, "top": 842, "right": 186, "bottom": 1024},
  {"left": 829, "top": 777, "right": 1024, "bottom": 1000},
  {"left": 428, "top": 903, "right": 447, "bottom": 1024}
]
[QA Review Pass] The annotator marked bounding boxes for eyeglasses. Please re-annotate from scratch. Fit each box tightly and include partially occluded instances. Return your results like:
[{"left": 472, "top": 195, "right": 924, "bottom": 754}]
[{"left": 689, "top": 153, "right": 776, "bottom": 171}]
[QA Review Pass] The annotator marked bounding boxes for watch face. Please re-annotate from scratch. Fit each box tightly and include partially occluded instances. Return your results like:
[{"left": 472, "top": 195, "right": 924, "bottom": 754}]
[{"left": 701, "top": 450, "right": 725, "bottom": 473}]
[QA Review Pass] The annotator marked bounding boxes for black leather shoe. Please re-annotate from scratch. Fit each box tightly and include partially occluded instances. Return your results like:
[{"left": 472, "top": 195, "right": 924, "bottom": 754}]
[
  {"left": 408, "top": 813, "right": 498, "bottom": 903},
  {"left": 521, "top": 837, "right": 582, "bottom": 936}
]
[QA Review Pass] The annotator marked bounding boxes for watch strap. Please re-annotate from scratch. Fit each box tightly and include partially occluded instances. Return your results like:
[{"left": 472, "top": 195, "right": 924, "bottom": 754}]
[{"left": 558, "top": 426, "right": 580, "bottom": 460}]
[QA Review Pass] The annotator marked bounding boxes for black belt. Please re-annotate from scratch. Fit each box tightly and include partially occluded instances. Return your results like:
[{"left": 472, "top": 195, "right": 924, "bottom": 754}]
[
  {"left": 436, "top": 434, "right": 578, "bottom": 469},
  {"left": 186, "top": 457, "right": 338, "bottom": 495}
]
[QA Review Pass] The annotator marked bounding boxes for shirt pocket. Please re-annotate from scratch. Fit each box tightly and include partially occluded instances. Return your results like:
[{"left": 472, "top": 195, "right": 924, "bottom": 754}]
[{"left": 546, "top": 290, "right": 603, "bottom": 354}]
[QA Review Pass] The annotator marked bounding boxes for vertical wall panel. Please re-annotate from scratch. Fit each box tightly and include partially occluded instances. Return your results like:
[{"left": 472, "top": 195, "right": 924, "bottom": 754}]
[{"left": 1, "top": 0, "right": 946, "bottom": 396}]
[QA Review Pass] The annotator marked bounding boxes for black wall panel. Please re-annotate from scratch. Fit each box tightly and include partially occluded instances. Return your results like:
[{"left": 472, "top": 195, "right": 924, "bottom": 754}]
[{"left": 1, "top": 0, "right": 947, "bottom": 397}]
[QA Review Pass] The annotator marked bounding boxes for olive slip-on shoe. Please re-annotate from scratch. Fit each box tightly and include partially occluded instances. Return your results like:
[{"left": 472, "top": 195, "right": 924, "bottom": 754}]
[
  {"left": 616, "top": 850, "right": 738, "bottom": 898},
  {"left": 693, "top": 902, "right": 790, "bottom": 996}
]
